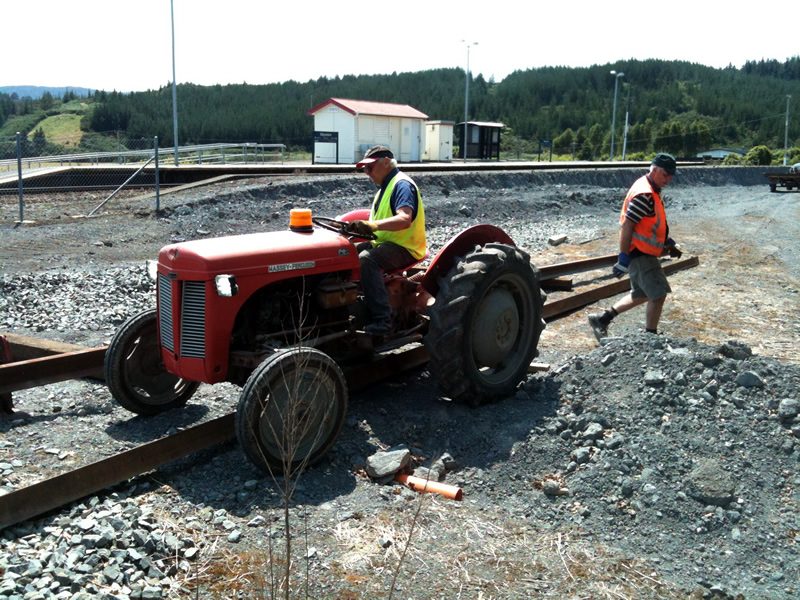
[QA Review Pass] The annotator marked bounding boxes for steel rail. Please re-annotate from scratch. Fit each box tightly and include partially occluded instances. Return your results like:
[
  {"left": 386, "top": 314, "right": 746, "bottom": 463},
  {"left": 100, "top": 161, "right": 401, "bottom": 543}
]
[
  {"left": 0, "top": 343, "right": 429, "bottom": 530},
  {"left": 538, "top": 254, "right": 616, "bottom": 280},
  {"left": 0, "top": 255, "right": 693, "bottom": 394},
  {"left": 2, "top": 332, "right": 98, "bottom": 360},
  {"left": 0, "top": 347, "right": 105, "bottom": 395},
  {"left": 542, "top": 256, "right": 700, "bottom": 320},
  {"left": 0, "top": 414, "right": 235, "bottom": 531},
  {"left": 0, "top": 254, "right": 698, "bottom": 392}
]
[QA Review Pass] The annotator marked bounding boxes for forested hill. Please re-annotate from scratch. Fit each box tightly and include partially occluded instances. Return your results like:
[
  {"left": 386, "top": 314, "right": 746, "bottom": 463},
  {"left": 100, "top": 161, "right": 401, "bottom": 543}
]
[
  {"left": 0, "top": 86, "right": 93, "bottom": 100},
  {"left": 3, "top": 57, "right": 799, "bottom": 160}
]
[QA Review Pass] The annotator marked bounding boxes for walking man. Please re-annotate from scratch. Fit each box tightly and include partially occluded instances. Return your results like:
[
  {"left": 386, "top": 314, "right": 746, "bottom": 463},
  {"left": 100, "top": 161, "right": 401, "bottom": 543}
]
[{"left": 588, "top": 153, "right": 682, "bottom": 341}]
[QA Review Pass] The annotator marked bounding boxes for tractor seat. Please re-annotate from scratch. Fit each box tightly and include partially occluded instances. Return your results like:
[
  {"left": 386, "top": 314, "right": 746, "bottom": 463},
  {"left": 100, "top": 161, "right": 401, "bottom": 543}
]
[{"left": 386, "top": 252, "right": 428, "bottom": 276}]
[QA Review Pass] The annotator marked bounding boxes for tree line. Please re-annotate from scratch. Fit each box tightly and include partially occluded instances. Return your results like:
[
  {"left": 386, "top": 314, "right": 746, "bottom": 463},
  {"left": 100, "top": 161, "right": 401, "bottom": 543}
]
[{"left": 2, "top": 57, "right": 799, "bottom": 161}]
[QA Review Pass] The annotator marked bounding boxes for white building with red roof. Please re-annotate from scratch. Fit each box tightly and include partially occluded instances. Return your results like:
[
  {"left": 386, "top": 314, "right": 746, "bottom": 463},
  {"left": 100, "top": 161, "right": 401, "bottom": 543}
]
[{"left": 307, "top": 98, "right": 430, "bottom": 165}]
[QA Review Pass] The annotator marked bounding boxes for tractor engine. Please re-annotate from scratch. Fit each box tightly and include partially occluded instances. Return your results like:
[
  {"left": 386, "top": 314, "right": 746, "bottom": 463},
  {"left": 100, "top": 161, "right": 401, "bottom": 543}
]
[{"left": 153, "top": 220, "right": 360, "bottom": 386}]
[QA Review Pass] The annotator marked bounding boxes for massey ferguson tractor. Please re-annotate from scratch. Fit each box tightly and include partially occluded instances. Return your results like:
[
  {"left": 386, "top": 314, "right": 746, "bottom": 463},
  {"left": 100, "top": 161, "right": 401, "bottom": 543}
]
[{"left": 104, "top": 208, "right": 545, "bottom": 473}]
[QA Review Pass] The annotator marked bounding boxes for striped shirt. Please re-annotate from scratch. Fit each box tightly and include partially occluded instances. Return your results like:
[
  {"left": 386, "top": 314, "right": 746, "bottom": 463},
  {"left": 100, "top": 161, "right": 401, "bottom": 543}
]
[{"left": 624, "top": 193, "right": 655, "bottom": 224}]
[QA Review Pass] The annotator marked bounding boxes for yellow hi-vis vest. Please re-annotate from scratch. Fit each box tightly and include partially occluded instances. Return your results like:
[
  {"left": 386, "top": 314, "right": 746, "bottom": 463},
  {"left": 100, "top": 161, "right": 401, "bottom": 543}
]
[{"left": 370, "top": 171, "right": 427, "bottom": 260}]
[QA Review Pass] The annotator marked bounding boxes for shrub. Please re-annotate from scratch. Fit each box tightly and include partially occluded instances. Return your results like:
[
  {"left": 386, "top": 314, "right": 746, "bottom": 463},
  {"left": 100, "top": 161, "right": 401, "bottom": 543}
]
[
  {"left": 722, "top": 153, "right": 742, "bottom": 165},
  {"left": 743, "top": 145, "right": 772, "bottom": 165}
]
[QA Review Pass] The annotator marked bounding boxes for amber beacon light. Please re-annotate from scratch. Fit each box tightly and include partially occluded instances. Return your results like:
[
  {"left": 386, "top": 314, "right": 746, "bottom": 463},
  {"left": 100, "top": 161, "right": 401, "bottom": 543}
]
[{"left": 289, "top": 208, "right": 313, "bottom": 232}]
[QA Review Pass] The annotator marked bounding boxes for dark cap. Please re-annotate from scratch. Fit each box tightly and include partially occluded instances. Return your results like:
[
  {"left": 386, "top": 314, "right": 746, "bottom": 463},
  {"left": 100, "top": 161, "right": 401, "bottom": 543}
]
[
  {"left": 356, "top": 145, "right": 394, "bottom": 168},
  {"left": 651, "top": 153, "right": 677, "bottom": 175}
]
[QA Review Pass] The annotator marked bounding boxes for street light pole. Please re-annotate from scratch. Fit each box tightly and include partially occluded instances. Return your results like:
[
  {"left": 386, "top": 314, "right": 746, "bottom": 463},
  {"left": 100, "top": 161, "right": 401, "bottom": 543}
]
[
  {"left": 609, "top": 70, "right": 624, "bottom": 161},
  {"left": 462, "top": 41, "right": 478, "bottom": 160},
  {"left": 622, "top": 109, "right": 630, "bottom": 160},
  {"left": 784, "top": 94, "right": 792, "bottom": 166},
  {"left": 170, "top": 0, "right": 179, "bottom": 166},
  {"left": 622, "top": 83, "right": 631, "bottom": 160}
]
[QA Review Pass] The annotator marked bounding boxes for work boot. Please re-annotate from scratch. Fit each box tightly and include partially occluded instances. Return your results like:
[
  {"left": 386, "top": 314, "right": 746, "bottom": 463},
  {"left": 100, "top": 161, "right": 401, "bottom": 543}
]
[
  {"left": 587, "top": 313, "right": 609, "bottom": 342},
  {"left": 364, "top": 321, "right": 391, "bottom": 336}
]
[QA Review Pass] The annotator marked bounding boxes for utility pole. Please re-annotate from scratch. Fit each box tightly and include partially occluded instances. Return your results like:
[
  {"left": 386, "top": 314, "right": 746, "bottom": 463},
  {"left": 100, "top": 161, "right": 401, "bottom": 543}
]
[
  {"left": 461, "top": 41, "right": 478, "bottom": 160},
  {"left": 609, "top": 70, "right": 624, "bottom": 160},
  {"left": 622, "top": 83, "right": 631, "bottom": 160},
  {"left": 170, "top": 0, "right": 179, "bottom": 166},
  {"left": 784, "top": 95, "right": 792, "bottom": 166}
]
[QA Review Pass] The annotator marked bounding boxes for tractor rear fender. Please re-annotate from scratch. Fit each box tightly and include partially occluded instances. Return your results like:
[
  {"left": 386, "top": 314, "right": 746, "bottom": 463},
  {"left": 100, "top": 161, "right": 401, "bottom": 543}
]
[{"left": 420, "top": 224, "right": 516, "bottom": 297}]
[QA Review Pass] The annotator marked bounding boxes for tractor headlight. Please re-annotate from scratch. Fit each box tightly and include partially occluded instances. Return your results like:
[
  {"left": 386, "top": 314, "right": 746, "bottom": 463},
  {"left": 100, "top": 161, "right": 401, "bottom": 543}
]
[
  {"left": 146, "top": 260, "right": 158, "bottom": 281},
  {"left": 214, "top": 274, "right": 238, "bottom": 297}
]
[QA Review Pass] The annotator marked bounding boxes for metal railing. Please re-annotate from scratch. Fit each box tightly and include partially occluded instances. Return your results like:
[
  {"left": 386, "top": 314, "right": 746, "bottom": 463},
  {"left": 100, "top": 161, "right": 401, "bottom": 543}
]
[
  {"left": 0, "top": 141, "right": 286, "bottom": 172},
  {"left": 0, "top": 136, "right": 287, "bottom": 222}
]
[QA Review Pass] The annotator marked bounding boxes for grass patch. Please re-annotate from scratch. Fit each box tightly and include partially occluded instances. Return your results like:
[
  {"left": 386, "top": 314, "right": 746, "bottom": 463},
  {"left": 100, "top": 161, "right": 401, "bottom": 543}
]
[
  {"left": 0, "top": 111, "right": 46, "bottom": 138},
  {"left": 59, "top": 99, "right": 91, "bottom": 114},
  {"left": 30, "top": 113, "right": 83, "bottom": 147}
]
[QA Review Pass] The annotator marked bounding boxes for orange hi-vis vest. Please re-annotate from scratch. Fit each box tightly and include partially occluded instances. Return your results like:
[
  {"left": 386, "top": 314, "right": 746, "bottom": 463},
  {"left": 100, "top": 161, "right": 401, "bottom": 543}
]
[{"left": 619, "top": 175, "right": 667, "bottom": 256}]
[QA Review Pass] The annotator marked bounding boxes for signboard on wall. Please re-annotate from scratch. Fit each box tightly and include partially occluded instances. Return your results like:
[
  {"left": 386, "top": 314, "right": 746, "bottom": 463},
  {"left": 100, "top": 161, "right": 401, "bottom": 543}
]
[
  {"left": 314, "top": 131, "right": 338, "bottom": 143},
  {"left": 313, "top": 131, "right": 339, "bottom": 164}
]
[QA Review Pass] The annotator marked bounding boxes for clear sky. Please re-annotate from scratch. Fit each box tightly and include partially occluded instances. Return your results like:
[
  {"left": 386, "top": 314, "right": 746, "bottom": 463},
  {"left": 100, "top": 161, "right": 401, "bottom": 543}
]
[{"left": 3, "top": 0, "right": 797, "bottom": 92}]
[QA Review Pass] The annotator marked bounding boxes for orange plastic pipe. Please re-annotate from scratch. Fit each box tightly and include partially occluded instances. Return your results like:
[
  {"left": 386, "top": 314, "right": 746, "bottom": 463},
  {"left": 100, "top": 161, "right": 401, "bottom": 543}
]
[{"left": 395, "top": 473, "right": 463, "bottom": 501}]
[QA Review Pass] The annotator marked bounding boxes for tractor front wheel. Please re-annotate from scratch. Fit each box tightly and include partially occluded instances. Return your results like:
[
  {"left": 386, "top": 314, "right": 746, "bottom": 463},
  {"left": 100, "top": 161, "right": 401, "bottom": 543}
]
[
  {"left": 424, "top": 243, "right": 545, "bottom": 406},
  {"left": 104, "top": 309, "right": 199, "bottom": 415},
  {"left": 235, "top": 347, "right": 348, "bottom": 474}
]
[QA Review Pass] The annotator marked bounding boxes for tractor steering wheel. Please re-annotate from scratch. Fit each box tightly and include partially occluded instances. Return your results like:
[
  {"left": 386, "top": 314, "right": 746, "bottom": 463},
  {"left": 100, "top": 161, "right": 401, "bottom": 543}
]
[{"left": 312, "top": 216, "right": 377, "bottom": 241}]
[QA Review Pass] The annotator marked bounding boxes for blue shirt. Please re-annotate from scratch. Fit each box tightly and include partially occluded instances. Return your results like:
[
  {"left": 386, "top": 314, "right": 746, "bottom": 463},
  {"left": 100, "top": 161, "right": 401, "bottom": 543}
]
[{"left": 376, "top": 168, "right": 419, "bottom": 220}]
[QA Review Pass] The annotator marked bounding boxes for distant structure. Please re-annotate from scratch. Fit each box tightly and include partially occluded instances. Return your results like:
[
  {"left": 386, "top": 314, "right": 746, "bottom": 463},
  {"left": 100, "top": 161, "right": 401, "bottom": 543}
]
[
  {"left": 456, "top": 121, "right": 503, "bottom": 160},
  {"left": 695, "top": 147, "right": 746, "bottom": 160},
  {"left": 307, "top": 98, "right": 428, "bottom": 165},
  {"left": 423, "top": 120, "right": 455, "bottom": 162}
]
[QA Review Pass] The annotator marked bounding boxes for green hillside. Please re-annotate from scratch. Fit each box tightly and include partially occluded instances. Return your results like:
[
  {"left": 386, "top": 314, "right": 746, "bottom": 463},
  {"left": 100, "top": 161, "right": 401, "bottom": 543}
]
[
  {"left": 2, "top": 57, "right": 799, "bottom": 162},
  {"left": 29, "top": 113, "right": 83, "bottom": 147}
]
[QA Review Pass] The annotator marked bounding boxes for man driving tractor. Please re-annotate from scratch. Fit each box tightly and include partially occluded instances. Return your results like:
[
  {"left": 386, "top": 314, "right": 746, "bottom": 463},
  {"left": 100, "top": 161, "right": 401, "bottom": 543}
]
[{"left": 349, "top": 145, "right": 427, "bottom": 335}]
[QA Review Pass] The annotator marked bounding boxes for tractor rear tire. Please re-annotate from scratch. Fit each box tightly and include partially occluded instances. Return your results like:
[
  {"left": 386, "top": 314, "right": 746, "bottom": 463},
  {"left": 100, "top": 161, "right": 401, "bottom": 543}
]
[
  {"left": 105, "top": 309, "right": 199, "bottom": 415},
  {"left": 235, "top": 347, "right": 348, "bottom": 474},
  {"left": 424, "top": 243, "right": 545, "bottom": 406}
]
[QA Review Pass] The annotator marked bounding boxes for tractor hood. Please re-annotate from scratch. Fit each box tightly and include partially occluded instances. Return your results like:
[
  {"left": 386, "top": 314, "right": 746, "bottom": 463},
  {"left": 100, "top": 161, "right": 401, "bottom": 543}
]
[{"left": 157, "top": 229, "right": 359, "bottom": 278}]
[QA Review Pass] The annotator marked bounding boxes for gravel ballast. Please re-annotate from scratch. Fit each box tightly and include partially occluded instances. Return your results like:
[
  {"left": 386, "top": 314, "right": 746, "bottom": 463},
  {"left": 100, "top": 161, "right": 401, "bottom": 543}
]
[{"left": 1, "top": 166, "right": 798, "bottom": 599}]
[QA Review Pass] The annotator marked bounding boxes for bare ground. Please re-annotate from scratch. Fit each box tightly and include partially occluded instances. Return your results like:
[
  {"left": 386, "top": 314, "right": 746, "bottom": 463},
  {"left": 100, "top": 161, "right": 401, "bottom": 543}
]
[{"left": 1, "top": 166, "right": 799, "bottom": 599}]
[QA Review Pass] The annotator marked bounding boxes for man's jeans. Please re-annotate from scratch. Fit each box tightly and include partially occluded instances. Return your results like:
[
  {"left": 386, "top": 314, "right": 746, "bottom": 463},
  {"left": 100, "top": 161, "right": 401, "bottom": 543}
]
[{"left": 357, "top": 242, "right": 415, "bottom": 326}]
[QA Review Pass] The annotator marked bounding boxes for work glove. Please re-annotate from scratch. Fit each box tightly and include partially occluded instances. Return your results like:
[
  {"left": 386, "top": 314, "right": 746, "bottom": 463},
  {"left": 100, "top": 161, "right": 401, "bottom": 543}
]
[
  {"left": 347, "top": 220, "right": 377, "bottom": 238},
  {"left": 665, "top": 237, "right": 682, "bottom": 258},
  {"left": 612, "top": 252, "right": 630, "bottom": 278}
]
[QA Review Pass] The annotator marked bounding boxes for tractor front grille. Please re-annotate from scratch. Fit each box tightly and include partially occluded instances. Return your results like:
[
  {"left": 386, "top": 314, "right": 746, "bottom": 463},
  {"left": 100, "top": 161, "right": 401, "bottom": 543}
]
[
  {"left": 157, "top": 274, "right": 175, "bottom": 352},
  {"left": 179, "top": 281, "right": 206, "bottom": 358},
  {"left": 157, "top": 275, "right": 206, "bottom": 358}
]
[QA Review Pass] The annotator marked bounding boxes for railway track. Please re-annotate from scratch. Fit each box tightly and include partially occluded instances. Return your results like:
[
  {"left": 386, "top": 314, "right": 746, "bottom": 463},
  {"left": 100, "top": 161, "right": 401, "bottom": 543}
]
[
  {"left": 0, "top": 159, "right": 707, "bottom": 195},
  {"left": 0, "top": 254, "right": 699, "bottom": 531}
]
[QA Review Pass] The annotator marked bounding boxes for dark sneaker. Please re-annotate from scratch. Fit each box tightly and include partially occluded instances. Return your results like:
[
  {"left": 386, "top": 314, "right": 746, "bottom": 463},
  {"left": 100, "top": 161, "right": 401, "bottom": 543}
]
[
  {"left": 364, "top": 321, "right": 391, "bottom": 336},
  {"left": 587, "top": 313, "right": 608, "bottom": 342}
]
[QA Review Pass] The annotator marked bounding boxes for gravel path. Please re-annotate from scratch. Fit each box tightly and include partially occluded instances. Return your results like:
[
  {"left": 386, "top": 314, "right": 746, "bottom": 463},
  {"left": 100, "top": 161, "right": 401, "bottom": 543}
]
[{"left": 1, "top": 166, "right": 799, "bottom": 599}]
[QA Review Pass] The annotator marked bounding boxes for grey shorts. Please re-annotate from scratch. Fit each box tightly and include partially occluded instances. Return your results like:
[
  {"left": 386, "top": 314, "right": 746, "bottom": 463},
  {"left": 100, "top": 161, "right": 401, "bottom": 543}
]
[{"left": 629, "top": 254, "right": 671, "bottom": 300}]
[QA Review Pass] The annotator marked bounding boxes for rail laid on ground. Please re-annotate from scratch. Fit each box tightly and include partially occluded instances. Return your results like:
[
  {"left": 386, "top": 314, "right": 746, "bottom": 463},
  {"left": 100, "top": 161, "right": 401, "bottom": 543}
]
[
  {"left": 0, "top": 255, "right": 700, "bottom": 530},
  {"left": 0, "top": 415, "right": 235, "bottom": 530},
  {"left": 0, "top": 345, "right": 429, "bottom": 530}
]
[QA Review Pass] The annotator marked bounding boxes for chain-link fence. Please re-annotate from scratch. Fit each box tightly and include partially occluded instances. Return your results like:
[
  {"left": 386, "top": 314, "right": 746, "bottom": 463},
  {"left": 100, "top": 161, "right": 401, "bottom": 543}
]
[{"left": 0, "top": 132, "right": 286, "bottom": 222}]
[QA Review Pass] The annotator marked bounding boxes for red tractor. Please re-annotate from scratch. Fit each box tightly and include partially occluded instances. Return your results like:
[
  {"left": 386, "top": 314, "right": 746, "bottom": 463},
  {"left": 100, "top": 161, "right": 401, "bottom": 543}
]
[{"left": 104, "top": 208, "right": 545, "bottom": 473}]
